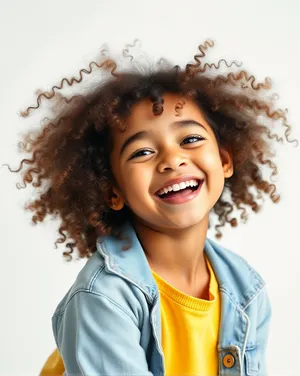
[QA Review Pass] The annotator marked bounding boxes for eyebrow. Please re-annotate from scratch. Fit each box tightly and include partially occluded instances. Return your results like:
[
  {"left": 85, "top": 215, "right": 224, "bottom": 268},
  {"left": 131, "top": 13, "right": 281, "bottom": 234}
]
[{"left": 119, "top": 119, "right": 208, "bottom": 156}]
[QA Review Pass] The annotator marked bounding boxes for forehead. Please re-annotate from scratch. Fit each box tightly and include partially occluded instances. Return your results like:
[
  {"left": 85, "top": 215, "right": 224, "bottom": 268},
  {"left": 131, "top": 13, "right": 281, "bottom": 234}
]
[
  {"left": 109, "top": 93, "right": 213, "bottom": 147},
  {"left": 126, "top": 93, "right": 205, "bottom": 125}
]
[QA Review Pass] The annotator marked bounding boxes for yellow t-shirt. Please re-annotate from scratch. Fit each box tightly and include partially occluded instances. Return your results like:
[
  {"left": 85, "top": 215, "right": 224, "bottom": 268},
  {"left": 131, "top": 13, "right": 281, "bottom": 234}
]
[
  {"left": 40, "top": 258, "right": 220, "bottom": 376},
  {"left": 152, "top": 256, "right": 220, "bottom": 376}
]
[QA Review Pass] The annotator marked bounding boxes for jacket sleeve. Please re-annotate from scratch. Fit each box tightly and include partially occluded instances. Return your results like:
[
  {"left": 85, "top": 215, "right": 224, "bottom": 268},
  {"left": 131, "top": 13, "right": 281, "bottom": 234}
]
[
  {"left": 256, "top": 286, "right": 272, "bottom": 376},
  {"left": 52, "top": 290, "right": 154, "bottom": 376}
]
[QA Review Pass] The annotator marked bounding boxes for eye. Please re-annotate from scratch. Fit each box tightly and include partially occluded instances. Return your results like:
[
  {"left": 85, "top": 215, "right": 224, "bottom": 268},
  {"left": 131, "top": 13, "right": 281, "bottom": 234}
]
[
  {"left": 129, "top": 149, "right": 153, "bottom": 160},
  {"left": 181, "top": 135, "right": 206, "bottom": 145}
]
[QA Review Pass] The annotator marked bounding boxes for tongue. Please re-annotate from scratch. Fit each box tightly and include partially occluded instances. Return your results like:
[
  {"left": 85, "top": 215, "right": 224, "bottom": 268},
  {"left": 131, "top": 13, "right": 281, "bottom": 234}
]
[{"left": 161, "top": 188, "right": 194, "bottom": 198}]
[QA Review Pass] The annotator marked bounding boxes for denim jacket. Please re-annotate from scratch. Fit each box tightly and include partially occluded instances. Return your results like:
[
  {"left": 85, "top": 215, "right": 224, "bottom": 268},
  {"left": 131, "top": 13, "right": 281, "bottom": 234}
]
[{"left": 52, "top": 221, "right": 272, "bottom": 376}]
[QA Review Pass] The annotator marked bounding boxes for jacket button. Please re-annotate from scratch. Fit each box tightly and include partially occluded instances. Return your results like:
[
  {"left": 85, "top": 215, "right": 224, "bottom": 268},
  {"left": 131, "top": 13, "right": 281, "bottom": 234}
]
[{"left": 223, "top": 353, "right": 235, "bottom": 368}]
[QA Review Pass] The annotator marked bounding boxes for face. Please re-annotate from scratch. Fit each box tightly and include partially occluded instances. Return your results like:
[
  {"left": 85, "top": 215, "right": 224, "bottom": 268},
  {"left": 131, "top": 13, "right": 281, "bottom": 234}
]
[{"left": 109, "top": 93, "right": 232, "bottom": 231}]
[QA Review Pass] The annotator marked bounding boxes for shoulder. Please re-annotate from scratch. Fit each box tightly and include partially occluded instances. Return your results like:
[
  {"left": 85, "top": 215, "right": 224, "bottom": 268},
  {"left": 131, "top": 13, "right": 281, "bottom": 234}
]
[
  {"left": 205, "top": 237, "right": 266, "bottom": 309},
  {"left": 52, "top": 251, "right": 147, "bottom": 321}
]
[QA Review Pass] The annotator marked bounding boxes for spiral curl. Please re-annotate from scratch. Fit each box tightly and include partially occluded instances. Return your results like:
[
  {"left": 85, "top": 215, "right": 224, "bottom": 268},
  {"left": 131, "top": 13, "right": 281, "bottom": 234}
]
[{"left": 4, "top": 39, "right": 298, "bottom": 260}]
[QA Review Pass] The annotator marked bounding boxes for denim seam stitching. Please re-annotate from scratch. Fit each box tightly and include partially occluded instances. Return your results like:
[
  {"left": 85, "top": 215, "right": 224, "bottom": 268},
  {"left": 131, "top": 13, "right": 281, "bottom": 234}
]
[
  {"left": 52, "top": 289, "right": 138, "bottom": 325},
  {"left": 88, "top": 264, "right": 105, "bottom": 291},
  {"left": 245, "top": 348, "right": 259, "bottom": 376},
  {"left": 243, "top": 283, "right": 266, "bottom": 311}
]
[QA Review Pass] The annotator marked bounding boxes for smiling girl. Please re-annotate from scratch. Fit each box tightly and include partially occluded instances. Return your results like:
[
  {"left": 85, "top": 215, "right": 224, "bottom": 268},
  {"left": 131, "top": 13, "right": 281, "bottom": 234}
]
[{"left": 6, "top": 40, "right": 298, "bottom": 375}]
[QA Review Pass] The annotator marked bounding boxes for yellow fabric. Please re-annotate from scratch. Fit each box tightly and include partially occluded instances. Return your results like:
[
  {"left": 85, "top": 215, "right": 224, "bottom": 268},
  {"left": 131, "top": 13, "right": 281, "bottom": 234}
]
[
  {"left": 151, "top": 256, "right": 220, "bottom": 376},
  {"left": 40, "top": 347, "right": 64, "bottom": 375},
  {"left": 40, "top": 257, "right": 220, "bottom": 376}
]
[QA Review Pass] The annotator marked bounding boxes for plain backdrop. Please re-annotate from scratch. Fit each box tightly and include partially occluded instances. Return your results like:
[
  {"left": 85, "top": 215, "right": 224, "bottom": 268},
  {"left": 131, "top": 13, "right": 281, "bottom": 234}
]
[{"left": 0, "top": 0, "right": 300, "bottom": 375}]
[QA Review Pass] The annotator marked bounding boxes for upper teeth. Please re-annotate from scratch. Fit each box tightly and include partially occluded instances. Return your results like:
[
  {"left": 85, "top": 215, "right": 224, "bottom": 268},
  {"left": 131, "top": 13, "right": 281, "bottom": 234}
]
[{"left": 157, "top": 179, "right": 199, "bottom": 196}]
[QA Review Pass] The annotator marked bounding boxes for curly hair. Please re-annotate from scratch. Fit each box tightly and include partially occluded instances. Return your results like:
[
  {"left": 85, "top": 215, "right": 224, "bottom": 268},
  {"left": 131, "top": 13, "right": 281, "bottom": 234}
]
[{"left": 3, "top": 39, "right": 298, "bottom": 261}]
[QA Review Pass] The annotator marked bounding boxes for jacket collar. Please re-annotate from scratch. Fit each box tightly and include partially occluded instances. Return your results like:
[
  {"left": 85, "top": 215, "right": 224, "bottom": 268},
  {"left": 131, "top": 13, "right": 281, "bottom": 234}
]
[{"left": 96, "top": 220, "right": 265, "bottom": 309}]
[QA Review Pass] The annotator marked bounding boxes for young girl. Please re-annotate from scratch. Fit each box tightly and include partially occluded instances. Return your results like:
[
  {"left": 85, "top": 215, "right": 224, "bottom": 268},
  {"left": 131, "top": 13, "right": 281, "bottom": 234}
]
[{"left": 7, "top": 39, "right": 298, "bottom": 376}]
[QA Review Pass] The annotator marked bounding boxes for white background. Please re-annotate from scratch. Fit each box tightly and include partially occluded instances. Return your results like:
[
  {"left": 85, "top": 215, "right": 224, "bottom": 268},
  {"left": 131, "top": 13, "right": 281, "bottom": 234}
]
[{"left": 0, "top": 0, "right": 300, "bottom": 375}]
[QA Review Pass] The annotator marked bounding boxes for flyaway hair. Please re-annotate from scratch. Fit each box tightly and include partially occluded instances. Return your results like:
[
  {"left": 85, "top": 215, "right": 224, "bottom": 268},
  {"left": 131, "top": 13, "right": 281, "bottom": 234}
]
[{"left": 3, "top": 39, "right": 298, "bottom": 260}]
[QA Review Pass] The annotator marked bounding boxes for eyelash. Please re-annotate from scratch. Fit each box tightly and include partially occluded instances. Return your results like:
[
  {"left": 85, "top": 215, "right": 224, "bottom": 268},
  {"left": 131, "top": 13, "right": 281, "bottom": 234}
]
[{"left": 129, "top": 135, "right": 206, "bottom": 160}]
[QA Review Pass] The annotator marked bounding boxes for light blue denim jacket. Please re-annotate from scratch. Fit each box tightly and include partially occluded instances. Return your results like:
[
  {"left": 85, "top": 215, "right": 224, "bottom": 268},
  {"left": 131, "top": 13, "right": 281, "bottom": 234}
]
[{"left": 52, "top": 221, "right": 272, "bottom": 376}]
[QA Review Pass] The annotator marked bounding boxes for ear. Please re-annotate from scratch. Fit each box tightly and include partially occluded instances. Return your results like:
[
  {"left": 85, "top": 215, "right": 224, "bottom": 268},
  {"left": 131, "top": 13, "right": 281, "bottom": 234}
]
[
  {"left": 107, "top": 187, "right": 125, "bottom": 211},
  {"left": 220, "top": 147, "right": 234, "bottom": 178}
]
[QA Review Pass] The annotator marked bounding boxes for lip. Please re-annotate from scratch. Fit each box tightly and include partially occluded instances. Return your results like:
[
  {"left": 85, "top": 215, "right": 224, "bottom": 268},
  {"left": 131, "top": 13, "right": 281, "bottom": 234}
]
[
  {"left": 155, "top": 175, "right": 203, "bottom": 195},
  {"left": 155, "top": 179, "right": 204, "bottom": 205}
]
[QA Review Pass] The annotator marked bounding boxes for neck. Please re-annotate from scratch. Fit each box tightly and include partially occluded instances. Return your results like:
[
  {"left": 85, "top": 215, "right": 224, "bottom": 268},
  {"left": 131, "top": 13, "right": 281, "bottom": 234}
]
[{"left": 131, "top": 215, "right": 210, "bottom": 289}]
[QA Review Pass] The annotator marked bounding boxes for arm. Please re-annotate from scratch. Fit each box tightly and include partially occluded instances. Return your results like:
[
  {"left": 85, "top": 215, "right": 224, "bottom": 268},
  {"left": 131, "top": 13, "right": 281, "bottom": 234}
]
[
  {"left": 52, "top": 290, "right": 153, "bottom": 376},
  {"left": 256, "top": 286, "right": 272, "bottom": 376}
]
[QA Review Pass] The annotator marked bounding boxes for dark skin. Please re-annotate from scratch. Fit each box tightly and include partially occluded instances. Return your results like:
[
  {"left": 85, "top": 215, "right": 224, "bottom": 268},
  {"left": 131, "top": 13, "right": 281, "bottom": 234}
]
[{"left": 108, "top": 93, "right": 233, "bottom": 299}]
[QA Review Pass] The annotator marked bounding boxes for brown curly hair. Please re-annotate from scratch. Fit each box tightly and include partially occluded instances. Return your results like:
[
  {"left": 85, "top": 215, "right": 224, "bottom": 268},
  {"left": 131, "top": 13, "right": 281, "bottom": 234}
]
[{"left": 3, "top": 39, "right": 298, "bottom": 261}]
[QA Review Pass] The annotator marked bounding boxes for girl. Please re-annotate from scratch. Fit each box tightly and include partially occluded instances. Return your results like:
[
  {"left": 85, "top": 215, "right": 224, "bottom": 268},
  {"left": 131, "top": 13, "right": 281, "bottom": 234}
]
[{"left": 6, "top": 39, "right": 298, "bottom": 376}]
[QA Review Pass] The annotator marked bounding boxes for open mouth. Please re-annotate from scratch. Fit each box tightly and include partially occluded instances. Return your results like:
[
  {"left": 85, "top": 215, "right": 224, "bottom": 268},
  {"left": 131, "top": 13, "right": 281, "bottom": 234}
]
[{"left": 155, "top": 179, "right": 204, "bottom": 200}]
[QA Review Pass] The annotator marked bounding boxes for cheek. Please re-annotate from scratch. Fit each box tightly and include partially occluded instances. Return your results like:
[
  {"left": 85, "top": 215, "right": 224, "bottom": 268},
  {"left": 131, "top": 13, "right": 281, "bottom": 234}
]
[
  {"left": 198, "top": 147, "right": 225, "bottom": 191},
  {"left": 121, "top": 166, "right": 153, "bottom": 199},
  {"left": 198, "top": 146, "right": 223, "bottom": 172}
]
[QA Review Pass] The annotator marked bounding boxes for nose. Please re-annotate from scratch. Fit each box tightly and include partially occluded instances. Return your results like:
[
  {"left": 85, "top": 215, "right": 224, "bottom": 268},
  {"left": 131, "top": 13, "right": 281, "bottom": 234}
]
[{"left": 157, "top": 149, "right": 188, "bottom": 173}]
